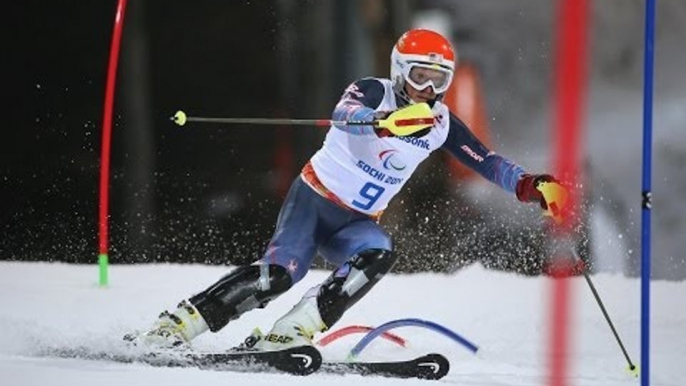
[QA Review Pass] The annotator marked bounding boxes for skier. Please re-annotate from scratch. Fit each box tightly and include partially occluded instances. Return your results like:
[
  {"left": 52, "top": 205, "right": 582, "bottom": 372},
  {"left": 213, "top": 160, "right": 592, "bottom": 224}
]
[{"left": 130, "top": 28, "right": 563, "bottom": 351}]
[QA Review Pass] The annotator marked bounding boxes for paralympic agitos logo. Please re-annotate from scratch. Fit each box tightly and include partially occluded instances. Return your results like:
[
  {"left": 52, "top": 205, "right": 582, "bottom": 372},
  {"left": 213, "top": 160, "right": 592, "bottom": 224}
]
[{"left": 378, "top": 149, "right": 406, "bottom": 171}]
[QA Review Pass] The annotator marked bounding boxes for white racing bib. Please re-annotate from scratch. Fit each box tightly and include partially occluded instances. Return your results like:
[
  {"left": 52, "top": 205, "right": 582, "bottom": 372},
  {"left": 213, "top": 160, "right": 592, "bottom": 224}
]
[{"left": 310, "top": 79, "right": 450, "bottom": 214}]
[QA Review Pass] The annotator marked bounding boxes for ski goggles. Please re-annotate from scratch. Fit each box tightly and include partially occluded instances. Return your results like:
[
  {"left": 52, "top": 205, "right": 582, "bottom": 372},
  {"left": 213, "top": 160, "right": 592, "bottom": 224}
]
[{"left": 404, "top": 63, "right": 453, "bottom": 94}]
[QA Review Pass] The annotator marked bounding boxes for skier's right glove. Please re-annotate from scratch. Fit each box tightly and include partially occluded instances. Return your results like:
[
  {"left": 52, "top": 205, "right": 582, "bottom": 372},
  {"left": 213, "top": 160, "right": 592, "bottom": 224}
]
[
  {"left": 374, "top": 103, "right": 434, "bottom": 137},
  {"left": 373, "top": 111, "right": 394, "bottom": 138}
]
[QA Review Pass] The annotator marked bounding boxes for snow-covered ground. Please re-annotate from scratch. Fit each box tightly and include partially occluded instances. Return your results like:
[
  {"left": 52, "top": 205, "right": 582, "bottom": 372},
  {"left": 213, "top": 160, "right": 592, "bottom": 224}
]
[{"left": 0, "top": 262, "right": 684, "bottom": 386}]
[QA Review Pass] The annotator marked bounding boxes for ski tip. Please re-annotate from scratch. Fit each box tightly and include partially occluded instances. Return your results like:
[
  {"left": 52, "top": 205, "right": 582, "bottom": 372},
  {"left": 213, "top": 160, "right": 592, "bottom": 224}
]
[
  {"left": 272, "top": 345, "right": 322, "bottom": 376},
  {"left": 415, "top": 353, "right": 450, "bottom": 380}
]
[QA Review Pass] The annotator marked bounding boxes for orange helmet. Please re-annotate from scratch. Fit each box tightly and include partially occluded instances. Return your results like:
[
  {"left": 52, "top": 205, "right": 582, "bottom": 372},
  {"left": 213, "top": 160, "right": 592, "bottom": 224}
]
[{"left": 390, "top": 29, "right": 456, "bottom": 100}]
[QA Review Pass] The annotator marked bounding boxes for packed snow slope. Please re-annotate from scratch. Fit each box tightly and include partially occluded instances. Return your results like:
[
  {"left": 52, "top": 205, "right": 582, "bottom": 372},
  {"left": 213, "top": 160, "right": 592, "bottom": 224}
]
[{"left": 0, "top": 262, "right": 683, "bottom": 386}]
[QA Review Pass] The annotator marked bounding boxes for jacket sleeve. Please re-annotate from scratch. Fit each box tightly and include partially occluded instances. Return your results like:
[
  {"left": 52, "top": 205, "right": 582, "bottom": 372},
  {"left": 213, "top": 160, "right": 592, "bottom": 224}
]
[
  {"left": 331, "top": 78, "right": 385, "bottom": 135},
  {"left": 441, "top": 112, "right": 526, "bottom": 194}
]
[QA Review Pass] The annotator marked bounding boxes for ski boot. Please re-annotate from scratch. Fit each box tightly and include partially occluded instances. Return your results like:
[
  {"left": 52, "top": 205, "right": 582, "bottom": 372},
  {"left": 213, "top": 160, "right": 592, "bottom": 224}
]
[
  {"left": 255, "top": 295, "right": 327, "bottom": 352},
  {"left": 232, "top": 327, "right": 265, "bottom": 352},
  {"left": 124, "top": 300, "right": 209, "bottom": 350}
]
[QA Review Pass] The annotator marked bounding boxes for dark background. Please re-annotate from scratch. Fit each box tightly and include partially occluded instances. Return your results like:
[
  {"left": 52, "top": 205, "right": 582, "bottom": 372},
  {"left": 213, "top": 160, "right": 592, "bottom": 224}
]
[{"left": 0, "top": 0, "right": 605, "bottom": 275}]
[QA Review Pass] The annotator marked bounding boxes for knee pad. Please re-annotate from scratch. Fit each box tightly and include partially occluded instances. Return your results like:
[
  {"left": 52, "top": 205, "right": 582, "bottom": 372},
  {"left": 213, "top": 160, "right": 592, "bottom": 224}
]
[
  {"left": 317, "top": 249, "right": 397, "bottom": 328},
  {"left": 190, "top": 264, "right": 292, "bottom": 332}
]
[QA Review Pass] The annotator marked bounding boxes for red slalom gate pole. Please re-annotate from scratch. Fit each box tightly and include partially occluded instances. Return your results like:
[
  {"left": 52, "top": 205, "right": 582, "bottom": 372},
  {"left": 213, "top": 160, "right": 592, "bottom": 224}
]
[
  {"left": 98, "top": 0, "right": 129, "bottom": 286},
  {"left": 548, "top": 0, "right": 590, "bottom": 385}
]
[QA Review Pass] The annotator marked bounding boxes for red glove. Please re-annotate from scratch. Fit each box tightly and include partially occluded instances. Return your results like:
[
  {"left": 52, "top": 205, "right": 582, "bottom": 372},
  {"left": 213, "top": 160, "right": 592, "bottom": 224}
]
[
  {"left": 372, "top": 109, "right": 432, "bottom": 138},
  {"left": 375, "top": 128, "right": 394, "bottom": 138},
  {"left": 516, "top": 174, "right": 558, "bottom": 209}
]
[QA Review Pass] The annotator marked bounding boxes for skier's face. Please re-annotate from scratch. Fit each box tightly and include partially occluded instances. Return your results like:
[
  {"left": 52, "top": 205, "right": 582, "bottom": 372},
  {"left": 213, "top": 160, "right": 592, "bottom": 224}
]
[{"left": 405, "top": 82, "right": 437, "bottom": 103}]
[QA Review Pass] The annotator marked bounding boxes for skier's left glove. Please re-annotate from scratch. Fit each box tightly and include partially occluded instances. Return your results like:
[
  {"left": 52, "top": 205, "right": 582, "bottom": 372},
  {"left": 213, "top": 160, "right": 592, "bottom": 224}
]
[{"left": 516, "top": 174, "right": 559, "bottom": 210}]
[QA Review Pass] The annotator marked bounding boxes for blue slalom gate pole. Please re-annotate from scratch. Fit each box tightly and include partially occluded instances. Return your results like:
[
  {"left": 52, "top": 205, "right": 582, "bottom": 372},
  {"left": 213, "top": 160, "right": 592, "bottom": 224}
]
[
  {"left": 641, "top": 0, "right": 656, "bottom": 385},
  {"left": 348, "top": 318, "right": 479, "bottom": 358}
]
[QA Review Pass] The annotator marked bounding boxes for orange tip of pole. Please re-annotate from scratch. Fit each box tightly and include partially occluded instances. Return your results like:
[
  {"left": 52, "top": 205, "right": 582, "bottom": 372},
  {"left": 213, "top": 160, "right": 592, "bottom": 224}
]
[
  {"left": 172, "top": 110, "right": 187, "bottom": 126},
  {"left": 628, "top": 365, "right": 639, "bottom": 377}
]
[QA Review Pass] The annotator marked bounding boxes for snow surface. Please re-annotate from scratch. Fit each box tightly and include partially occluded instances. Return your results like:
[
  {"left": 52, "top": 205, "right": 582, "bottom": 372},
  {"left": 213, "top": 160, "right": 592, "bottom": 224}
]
[{"left": 0, "top": 262, "right": 684, "bottom": 386}]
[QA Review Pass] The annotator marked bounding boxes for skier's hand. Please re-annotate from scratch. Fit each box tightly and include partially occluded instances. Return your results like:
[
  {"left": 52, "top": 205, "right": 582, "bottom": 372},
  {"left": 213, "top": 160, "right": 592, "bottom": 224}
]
[
  {"left": 537, "top": 180, "right": 569, "bottom": 224},
  {"left": 516, "top": 174, "right": 559, "bottom": 210},
  {"left": 516, "top": 174, "right": 569, "bottom": 223},
  {"left": 375, "top": 103, "right": 434, "bottom": 137},
  {"left": 374, "top": 110, "right": 432, "bottom": 138},
  {"left": 374, "top": 111, "right": 394, "bottom": 138}
]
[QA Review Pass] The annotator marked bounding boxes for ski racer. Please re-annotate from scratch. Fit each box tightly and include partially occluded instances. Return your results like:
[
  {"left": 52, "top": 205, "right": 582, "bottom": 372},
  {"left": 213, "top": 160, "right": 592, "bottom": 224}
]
[{"left": 129, "top": 28, "right": 564, "bottom": 351}]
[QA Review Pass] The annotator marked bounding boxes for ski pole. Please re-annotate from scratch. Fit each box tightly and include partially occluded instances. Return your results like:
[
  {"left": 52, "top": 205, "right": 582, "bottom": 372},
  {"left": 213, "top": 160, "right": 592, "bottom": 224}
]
[
  {"left": 172, "top": 110, "right": 370, "bottom": 128},
  {"left": 571, "top": 247, "right": 638, "bottom": 374},
  {"left": 171, "top": 103, "right": 435, "bottom": 136},
  {"left": 537, "top": 184, "right": 636, "bottom": 374}
]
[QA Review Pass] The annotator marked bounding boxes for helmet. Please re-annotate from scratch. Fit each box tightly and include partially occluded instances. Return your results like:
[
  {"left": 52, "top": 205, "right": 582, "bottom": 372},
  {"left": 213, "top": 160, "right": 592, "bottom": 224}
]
[{"left": 390, "top": 29, "right": 456, "bottom": 102}]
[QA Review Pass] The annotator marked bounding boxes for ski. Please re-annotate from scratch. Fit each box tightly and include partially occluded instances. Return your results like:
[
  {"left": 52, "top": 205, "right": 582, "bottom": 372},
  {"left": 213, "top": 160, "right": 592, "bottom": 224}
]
[
  {"left": 321, "top": 353, "right": 450, "bottom": 380},
  {"left": 43, "top": 345, "right": 448, "bottom": 379},
  {"left": 43, "top": 345, "right": 322, "bottom": 376}
]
